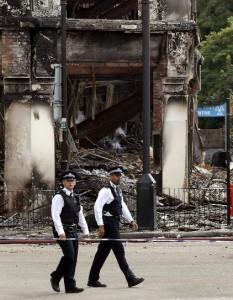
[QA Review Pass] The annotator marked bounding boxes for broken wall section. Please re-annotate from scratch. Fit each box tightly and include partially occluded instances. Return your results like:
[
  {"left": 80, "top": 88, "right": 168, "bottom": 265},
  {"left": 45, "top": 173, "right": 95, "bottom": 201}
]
[{"left": 0, "top": 0, "right": 60, "bottom": 17}]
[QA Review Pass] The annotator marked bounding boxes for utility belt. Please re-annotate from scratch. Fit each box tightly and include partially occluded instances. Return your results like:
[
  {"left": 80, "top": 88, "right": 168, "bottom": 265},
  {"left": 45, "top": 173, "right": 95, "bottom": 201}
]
[
  {"left": 62, "top": 223, "right": 78, "bottom": 233},
  {"left": 103, "top": 215, "right": 121, "bottom": 221}
]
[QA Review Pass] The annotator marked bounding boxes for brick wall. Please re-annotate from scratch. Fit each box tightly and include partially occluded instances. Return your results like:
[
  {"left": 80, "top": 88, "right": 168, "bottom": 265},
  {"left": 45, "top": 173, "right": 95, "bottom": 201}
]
[{"left": 2, "top": 30, "right": 30, "bottom": 77}]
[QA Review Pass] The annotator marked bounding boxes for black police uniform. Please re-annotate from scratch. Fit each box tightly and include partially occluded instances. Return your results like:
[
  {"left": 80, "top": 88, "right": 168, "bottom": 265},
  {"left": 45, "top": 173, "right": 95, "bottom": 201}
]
[
  {"left": 88, "top": 183, "right": 144, "bottom": 287},
  {"left": 51, "top": 190, "right": 81, "bottom": 292}
]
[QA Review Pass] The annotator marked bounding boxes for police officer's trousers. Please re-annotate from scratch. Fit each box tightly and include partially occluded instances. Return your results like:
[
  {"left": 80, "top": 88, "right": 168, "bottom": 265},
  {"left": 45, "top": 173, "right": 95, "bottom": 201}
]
[
  {"left": 88, "top": 217, "right": 134, "bottom": 283},
  {"left": 51, "top": 230, "right": 79, "bottom": 291}
]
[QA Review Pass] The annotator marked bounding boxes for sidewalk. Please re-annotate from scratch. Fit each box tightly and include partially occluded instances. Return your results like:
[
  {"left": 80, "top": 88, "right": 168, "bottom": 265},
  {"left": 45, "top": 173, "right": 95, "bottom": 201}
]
[{"left": 0, "top": 241, "right": 233, "bottom": 300}]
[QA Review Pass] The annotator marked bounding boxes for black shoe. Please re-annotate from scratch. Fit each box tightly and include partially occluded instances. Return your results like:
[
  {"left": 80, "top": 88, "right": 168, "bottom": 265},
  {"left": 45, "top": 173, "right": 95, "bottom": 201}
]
[
  {"left": 128, "top": 277, "right": 144, "bottom": 288},
  {"left": 65, "top": 287, "right": 84, "bottom": 293},
  {"left": 87, "top": 281, "right": 107, "bottom": 287},
  {"left": 50, "top": 276, "right": 60, "bottom": 292}
]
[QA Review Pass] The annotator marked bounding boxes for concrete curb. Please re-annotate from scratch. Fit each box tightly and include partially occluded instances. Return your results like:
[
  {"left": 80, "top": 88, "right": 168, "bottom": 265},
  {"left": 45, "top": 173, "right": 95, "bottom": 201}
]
[{"left": 120, "top": 229, "right": 233, "bottom": 239}]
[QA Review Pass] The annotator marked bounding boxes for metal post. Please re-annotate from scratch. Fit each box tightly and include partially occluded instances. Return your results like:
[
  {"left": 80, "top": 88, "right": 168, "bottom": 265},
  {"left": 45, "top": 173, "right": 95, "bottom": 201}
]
[
  {"left": 226, "top": 95, "right": 231, "bottom": 225},
  {"left": 142, "top": 0, "right": 150, "bottom": 174},
  {"left": 136, "top": 0, "right": 156, "bottom": 231},
  {"left": 61, "top": 0, "right": 68, "bottom": 170},
  {"left": 53, "top": 64, "right": 62, "bottom": 121}
]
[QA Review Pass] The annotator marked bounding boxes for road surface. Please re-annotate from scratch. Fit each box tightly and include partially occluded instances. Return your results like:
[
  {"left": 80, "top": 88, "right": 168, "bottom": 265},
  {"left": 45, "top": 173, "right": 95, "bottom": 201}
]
[{"left": 0, "top": 241, "right": 233, "bottom": 299}]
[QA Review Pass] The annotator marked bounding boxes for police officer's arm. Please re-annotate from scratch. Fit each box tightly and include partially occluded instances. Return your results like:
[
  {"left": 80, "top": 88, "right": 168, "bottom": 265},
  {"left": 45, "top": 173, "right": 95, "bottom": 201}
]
[
  {"left": 94, "top": 188, "right": 110, "bottom": 237},
  {"left": 78, "top": 206, "right": 89, "bottom": 236},
  {"left": 51, "top": 194, "right": 66, "bottom": 239},
  {"left": 122, "top": 200, "right": 138, "bottom": 231}
]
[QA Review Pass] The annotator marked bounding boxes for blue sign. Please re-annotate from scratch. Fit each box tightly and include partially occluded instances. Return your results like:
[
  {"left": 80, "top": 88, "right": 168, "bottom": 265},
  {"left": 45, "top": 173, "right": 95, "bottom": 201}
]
[{"left": 197, "top": 103, "right": 226, "bottom": 117}]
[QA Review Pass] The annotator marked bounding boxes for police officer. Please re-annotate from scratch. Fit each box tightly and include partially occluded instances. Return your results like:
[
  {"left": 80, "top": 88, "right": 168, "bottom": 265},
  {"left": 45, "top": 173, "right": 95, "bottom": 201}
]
[
  {"left": 87, "top": 166, "right": 144, "bottom": 288},
  {"left": 50, "top": 170, "right": 89, "bottom": 293}
]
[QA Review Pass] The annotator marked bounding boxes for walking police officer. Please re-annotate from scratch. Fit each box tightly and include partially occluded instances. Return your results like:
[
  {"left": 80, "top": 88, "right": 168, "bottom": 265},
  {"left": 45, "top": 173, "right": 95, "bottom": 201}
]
[
  {"left": 87, "top": 166, "right": 144, "bottom": 288},
  {"left": 50, "top": 170, "right": 89, "bottom": 293}
]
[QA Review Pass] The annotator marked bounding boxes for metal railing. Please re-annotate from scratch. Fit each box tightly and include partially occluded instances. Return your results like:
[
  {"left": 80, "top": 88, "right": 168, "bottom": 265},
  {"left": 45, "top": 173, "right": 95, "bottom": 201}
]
[
  {"left": 0, "top": 190, "right": 54, "bottom": 230},
  {"left": 157, "top": 188, "right": 227, "bottom": 231},
  {"left": 0, "top": 187, "right": 228, "bottom": 232}
]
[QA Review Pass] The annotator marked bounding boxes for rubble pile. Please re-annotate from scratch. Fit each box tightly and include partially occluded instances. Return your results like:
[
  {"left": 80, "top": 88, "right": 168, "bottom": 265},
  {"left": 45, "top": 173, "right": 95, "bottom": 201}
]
[
  {"left": 70, "top": 146, "right": 143, "bottom": 228},
  {"left": 157, "top": 165, "right": 229, "bottom": 231},
  {"left": 69, "top": 144, "right": 230, "bottom": 232}
]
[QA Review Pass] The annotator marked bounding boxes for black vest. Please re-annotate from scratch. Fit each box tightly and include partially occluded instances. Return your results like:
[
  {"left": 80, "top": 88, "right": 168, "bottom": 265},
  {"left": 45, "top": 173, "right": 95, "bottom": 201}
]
[
  {"left": 103, "top": 185, "right": 122, "bottom": 217},
  {"left": 57, "top": 190, "right": 81, "bottom": 225}
]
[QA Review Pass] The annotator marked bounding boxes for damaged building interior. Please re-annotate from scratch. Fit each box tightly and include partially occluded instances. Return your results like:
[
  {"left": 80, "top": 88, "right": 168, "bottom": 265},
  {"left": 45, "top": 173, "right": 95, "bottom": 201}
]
[{"left": 0, "top": 0, "right": 202, "bottom": 218}]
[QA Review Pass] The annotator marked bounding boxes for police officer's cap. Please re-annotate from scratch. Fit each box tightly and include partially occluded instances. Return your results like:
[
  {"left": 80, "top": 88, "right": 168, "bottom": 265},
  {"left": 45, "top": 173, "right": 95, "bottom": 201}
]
[
  {"left": 61, "top": 170, "right": 77, "bottom": 180},
  {"left": 109, "top": 166, "right": 126, "bottom": 175}
]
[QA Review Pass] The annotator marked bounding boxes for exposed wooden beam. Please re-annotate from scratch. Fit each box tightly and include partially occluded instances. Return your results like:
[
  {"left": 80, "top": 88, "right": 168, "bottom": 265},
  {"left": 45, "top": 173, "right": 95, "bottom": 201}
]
[
  {"left": 71, "top": 91, "right": 142, "bottom": 144},
  {"left": 0, "top": 17, "right": 198, "bottom": 33},
  {"left": 68, "top": 80, "right": 140, "bottom": 99}
]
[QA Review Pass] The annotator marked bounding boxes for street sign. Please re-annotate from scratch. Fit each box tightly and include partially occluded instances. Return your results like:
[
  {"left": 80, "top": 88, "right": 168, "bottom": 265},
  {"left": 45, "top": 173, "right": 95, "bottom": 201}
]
[{"left": 197, "top": 103, "right": 226, "bottom": 117}]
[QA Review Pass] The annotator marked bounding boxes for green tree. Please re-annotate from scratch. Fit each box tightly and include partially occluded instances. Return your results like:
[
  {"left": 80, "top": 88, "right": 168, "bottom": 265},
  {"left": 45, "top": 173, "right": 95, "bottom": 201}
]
[
  {"left": 198, "top": 18, "right": 233, "bottom": 105},
  {"left": 197, "top": 0, "right": 233, "bottom": 38}
]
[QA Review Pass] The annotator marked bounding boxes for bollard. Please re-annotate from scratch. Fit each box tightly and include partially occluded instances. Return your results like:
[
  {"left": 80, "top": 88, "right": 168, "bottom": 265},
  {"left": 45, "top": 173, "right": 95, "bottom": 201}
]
[{"left": 137, "top": 174, "right": 157, "bottom": 230}]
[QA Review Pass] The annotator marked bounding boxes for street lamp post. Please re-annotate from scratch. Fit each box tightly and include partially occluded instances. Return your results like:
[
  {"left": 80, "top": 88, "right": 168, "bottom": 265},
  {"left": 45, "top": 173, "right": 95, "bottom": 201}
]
[
  {"left": 60, "top": 0, "right": 68, "bottom": 170},
  {"left": 136, "top": 0, "right": 156, "bottom": 230}
]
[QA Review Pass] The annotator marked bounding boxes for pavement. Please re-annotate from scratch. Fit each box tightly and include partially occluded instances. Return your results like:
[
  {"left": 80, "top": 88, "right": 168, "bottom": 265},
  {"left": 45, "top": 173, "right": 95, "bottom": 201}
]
[{"left": 0, "top": 241, "right": 233, "bottom": 300}]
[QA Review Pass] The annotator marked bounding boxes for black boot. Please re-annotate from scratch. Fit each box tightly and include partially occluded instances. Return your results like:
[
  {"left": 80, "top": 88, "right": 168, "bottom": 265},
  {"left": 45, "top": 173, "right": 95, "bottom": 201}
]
[
  {"left": 50, "top": 275, "right": 60, "bottom": 292},
  {"left": 88, "top": 281, "right": 107, "bottom": 287},
  {"left": 125, "top": 268, "right": 144, "bottom": 287},
  {"left": 127, "top": 277, "right": 144, "bottom": 288},
  {"left": 65, "top": 287, "right": 84, "bottom": 293}
]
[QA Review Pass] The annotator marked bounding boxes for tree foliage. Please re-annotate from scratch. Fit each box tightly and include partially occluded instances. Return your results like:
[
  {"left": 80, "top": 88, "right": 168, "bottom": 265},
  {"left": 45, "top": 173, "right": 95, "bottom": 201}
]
[
  {"left": 197, "top": 0, "right": 233, "bottom": 39},
  {"left": 198, "top": 18, "right": 233, "bottom": 105}
]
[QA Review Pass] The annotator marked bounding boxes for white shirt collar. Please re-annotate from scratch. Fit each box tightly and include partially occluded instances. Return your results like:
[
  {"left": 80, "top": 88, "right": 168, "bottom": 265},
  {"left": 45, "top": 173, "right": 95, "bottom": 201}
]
[
  {"left": 63, "top": 187, "right": 73, "bottom": 196},
  {"left": 110, "top": 181, "right": 120, "bottom": 189}
]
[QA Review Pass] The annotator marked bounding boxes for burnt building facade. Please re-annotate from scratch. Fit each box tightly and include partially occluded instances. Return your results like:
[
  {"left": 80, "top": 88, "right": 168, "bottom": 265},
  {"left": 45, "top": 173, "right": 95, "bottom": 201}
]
[{"left": 0, "top": 0, "right": 201, "bottom": 208}]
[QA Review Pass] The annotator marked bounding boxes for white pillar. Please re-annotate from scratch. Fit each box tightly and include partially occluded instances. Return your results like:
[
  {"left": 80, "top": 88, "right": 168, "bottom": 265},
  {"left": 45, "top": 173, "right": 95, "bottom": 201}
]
[{"left": 4, "top": 100, "right": 55, "bottom": 210}]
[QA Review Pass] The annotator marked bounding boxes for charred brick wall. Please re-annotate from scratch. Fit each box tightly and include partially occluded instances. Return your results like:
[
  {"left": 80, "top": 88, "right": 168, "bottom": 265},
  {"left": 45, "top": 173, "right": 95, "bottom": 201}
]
[
  {"left": 2, "top": 30, "right": 30, "bottom": 95},
  {"left": 2, "top": 30, "right": 30, "bottom": 77}
]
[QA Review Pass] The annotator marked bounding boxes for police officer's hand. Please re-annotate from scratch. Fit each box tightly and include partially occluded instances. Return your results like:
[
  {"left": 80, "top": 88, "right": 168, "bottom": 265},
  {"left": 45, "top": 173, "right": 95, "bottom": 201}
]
[
  {"left": 58, "top": 234, "right": 66, "bottom": 240},
  {"left": 130, "top": 221, "right": 138, "bottom": 231},
  {"left": 98, "top": 225, "right": 105, "bottom": 238}
]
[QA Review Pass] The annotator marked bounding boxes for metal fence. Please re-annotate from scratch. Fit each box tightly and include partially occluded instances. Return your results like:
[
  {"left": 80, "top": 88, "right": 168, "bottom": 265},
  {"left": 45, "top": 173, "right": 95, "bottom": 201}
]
[
  {"left": 0, "top": 187, "right": 228, "bottom": 232},
  {"left": 157, "top": 188, "right": 227, "bottom": 231},
  {"left": 0, "top": 190, "right": 54, "bottom": 230}
]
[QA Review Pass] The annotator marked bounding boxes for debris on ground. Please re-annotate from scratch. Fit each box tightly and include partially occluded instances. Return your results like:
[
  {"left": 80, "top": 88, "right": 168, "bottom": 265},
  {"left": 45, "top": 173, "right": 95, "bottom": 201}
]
[{"left": 0, "top": 132, "right": 232, "bottom": 233}]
